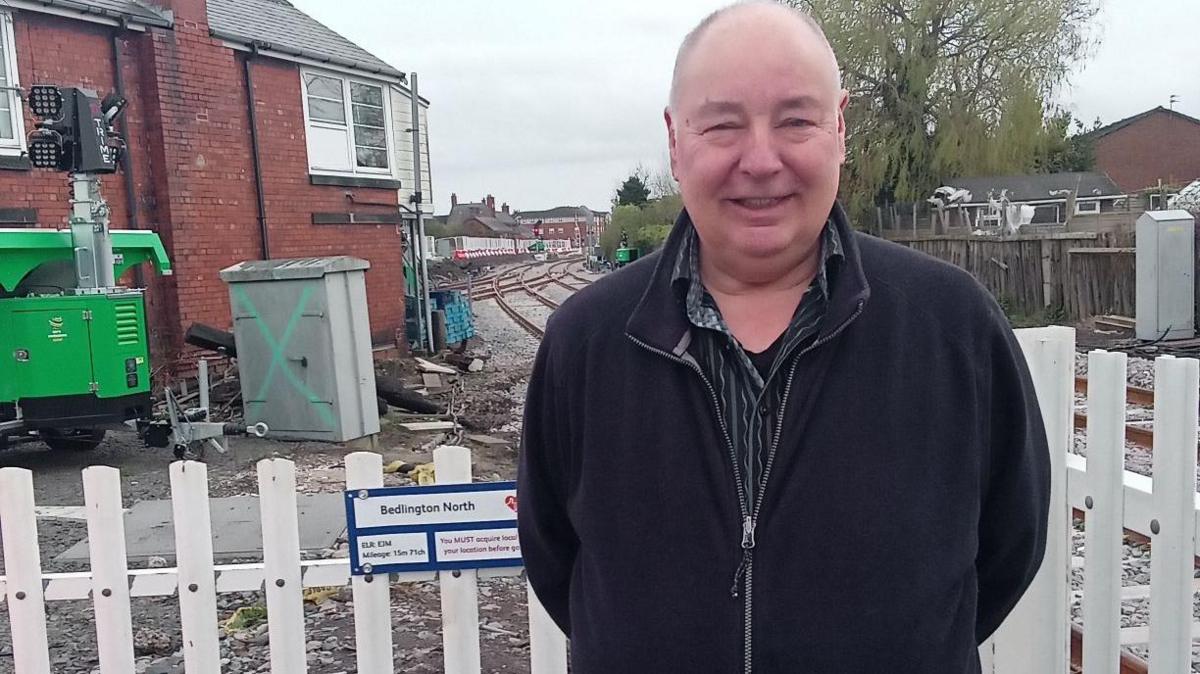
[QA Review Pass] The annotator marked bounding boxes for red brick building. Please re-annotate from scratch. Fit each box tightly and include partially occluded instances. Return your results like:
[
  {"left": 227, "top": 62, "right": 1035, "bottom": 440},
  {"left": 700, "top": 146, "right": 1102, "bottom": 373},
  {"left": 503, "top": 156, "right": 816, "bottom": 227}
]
[
  {"left": 514, "top": 206, "right": 608, "bottom": 244},
  {"left": 1089, "top": 107, "right": 1200, "bottom": 193},
  {"left": 0, "top": 0, "right": 432, "bottom": 365}
]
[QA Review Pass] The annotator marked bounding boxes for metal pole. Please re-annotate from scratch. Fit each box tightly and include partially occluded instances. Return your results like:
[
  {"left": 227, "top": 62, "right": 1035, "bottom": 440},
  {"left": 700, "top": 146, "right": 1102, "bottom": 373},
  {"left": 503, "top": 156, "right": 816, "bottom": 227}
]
[
  {"left": 70, "top": 173, "right": 115, "bottom": 290},
  {"left": 410, "top": 73, "right": 435, "bottom": 354},
  {"left": 198, "top": 358, "right": 209, "bottom": 420}
]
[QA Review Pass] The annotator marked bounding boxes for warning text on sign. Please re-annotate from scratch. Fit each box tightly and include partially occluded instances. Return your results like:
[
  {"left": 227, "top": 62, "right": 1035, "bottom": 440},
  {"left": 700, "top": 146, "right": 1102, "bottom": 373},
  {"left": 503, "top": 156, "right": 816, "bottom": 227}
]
[{"left": 435, "top": 528, "right": 521, "bottom": 563}]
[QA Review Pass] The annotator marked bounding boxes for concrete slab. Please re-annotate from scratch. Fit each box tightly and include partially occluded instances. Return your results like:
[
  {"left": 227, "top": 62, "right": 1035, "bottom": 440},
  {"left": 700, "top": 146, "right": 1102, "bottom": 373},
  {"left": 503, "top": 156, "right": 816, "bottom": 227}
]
[{"left": 55, "top": 493, "right": 346, "bottom": 564}]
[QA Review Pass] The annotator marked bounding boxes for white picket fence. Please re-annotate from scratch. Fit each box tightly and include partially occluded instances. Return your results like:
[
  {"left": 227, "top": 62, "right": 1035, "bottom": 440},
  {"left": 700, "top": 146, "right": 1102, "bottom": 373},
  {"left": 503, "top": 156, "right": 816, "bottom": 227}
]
[
  {"left": 0, "top": 446, "right": 568, "bottom": 674},
  {"left": 1, "top": 325, "right": 1198, "bottom": 672},
  {"left": 980, "top": 326, "right": 1199, "bottom": 673}
]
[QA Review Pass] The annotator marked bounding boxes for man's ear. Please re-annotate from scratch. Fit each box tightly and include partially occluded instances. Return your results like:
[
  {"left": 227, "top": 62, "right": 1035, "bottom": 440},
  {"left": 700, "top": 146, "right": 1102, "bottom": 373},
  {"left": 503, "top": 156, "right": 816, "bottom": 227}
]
[
  {"left": 836, "top": 90, "right": 849, "bottom": 165},
  {"left": 665, "top": 107, "right": 679, "bottom": 180}
]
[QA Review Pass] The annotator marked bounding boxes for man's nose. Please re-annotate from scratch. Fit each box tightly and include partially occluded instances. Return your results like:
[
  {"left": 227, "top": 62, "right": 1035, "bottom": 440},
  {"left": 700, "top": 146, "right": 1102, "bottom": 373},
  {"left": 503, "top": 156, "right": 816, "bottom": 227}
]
[{"left": 738, "top": 123, "right": 784, "bottom": 177}]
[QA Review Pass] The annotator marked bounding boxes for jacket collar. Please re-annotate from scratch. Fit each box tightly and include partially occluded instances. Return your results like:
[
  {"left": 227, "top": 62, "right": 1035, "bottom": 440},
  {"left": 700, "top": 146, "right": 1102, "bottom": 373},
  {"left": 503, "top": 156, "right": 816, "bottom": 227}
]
[{"left": 625, "top": 201, "right": 872, "bottom": 356}]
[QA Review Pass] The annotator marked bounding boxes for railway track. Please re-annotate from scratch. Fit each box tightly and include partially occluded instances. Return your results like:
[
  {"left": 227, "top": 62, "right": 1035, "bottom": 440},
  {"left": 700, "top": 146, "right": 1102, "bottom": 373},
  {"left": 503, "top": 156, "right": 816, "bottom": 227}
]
[
  {"left": 488, "top": 258, "right": 593, "bottom": 338},
  {"left": 1071, "top": 376, "right": 1158, "bottom": 449}
]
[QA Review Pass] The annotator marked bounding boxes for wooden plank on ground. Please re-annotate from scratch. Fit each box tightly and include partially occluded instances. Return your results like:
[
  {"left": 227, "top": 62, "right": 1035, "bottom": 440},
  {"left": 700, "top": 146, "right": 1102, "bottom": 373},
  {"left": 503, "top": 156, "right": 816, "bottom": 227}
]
[
  {"left": 400, "top": 421, "right": 458, "bottom": 432},
  {"left": 1095, "top": 315, "right": 1136, "bottom": 330},
  {"left": 415, "top": 358, "right": 456, "bottom": 375},
  {"left": 466, "top": 434, "right": 511, "bottom": 446}
]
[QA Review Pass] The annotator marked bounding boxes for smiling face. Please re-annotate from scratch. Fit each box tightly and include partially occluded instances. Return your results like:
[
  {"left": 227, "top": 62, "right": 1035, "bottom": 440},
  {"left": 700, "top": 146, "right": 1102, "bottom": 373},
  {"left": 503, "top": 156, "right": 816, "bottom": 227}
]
[{"left": 666, "top": 5, "right": 848, "bottom": 265}]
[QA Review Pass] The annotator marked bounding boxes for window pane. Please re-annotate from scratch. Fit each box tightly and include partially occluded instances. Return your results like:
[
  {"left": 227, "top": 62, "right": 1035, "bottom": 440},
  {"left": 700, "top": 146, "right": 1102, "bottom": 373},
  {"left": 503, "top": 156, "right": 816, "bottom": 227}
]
[
  {"left": 355, "top": 147, "right": 388, "bottom": 169},
  {"left": 354, "top": 125, "right": 387, "bottom": 149},
  {"left": 0, "top": 109, "right": 12, "bottom": 140},
  {"left": 308, "top": 98, "right": 346, "bottom": 124},
  {"left": 304, "top": 74, "right": 343, "bottom": 101},
  {"left": 350, "top": 83, "right": 383, "bottom": 107},
  {"left": 352, "top": 104, "right": 385, "bottom": 127},
  {"left": 308, "top": 125, "right": 352, "bottom": 172},
  {"left": 0, "top": 27, "right": 7, "bottom": 89}
]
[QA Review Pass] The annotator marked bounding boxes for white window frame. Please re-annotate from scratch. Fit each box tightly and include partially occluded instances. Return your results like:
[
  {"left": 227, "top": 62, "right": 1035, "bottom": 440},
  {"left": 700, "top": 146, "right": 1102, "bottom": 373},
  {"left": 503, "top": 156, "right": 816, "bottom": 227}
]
[
  {"left": 300, "top": 68, "right": 395, "bottom": 179},
  {"left": 1149, "top": 193, "right": 1178, "bottom": 210},
  {"left": 0, "top": 12, "right": 28, "bottom": 157},
  {"left": 1074, "top": 199, "right": 1100, "bottom": 215}
]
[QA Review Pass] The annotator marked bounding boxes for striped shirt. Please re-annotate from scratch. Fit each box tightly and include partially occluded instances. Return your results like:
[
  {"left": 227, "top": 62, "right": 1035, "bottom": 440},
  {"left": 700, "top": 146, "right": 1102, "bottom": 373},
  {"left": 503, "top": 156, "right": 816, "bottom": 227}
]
[{"left": 671, "top": 223, "right": 843, "bottom": 512}]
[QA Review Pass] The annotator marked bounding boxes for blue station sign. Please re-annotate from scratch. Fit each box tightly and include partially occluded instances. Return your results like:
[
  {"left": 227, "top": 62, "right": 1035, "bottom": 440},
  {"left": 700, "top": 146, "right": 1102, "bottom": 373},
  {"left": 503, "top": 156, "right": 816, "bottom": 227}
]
[{"left": 344, "top": 482, "right": 520, "bottom": 575}]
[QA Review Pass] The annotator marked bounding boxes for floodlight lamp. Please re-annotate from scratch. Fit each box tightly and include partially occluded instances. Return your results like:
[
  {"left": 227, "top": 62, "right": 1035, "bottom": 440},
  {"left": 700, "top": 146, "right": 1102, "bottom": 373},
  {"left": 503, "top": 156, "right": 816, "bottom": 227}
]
[
  {"left": 28, "top": 85, "right": 63, "bottom": 119},
  {"left": 27, "top": 130, "right": 64, "bottom": 169}
]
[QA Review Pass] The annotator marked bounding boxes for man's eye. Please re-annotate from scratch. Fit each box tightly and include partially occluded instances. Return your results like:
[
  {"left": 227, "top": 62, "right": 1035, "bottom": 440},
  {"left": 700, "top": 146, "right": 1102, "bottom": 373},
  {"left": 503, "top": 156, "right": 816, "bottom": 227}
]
[
  {"left": 705, "top": 123, "right": 739, "bottom": 132},
  {"left": 781, "top": 118, "right": 814, "bottom": 128}
]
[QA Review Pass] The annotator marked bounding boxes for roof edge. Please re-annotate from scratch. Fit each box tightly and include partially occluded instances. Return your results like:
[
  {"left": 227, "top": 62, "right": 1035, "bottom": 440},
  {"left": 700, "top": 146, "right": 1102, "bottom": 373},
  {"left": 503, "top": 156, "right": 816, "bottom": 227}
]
[
  {"left": 5, "top": 0, "right": 173, "bottom": 28},
  {"left": 214, "top": 31, "right": 406, "bottom": 82},
  {"left": 1086, "top": 106, "right": 1200, "bottom": 140}
]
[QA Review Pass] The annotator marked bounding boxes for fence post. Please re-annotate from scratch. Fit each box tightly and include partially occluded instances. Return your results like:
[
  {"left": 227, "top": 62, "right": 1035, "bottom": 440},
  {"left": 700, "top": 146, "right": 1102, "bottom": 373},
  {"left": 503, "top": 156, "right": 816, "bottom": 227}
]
[
  {"left": 995, "top": 326, "right": 1074, "bottom": 674},
  {"left": 1081, "top": 350, "right": 1126, "bottom": 674},
  {"left": 527, "top": 580, "right": 568, "bottom": 674},
  {"left": 83, "top": 466, "right": 136, "bottom": 674},
  {"left": 978, "top": 638, "right": 995, "bottom": 673},
  {"left": 169, "top": 460, "right": 221, "bottom": 674},
  {"left": 345, "top": 451, "right": 394, "bottom": 673},
  {"left": 1148, "top": 355, "right": 1199, "bottom": 672},
  {"left": 0, "top": 468, "right": 52, "bottom": 674},
  {"left": 435, "top": 445, "right": 482, "bottom": 674},
  {"left": 258, "top": 458, "right": 308, "bottom": 673}
]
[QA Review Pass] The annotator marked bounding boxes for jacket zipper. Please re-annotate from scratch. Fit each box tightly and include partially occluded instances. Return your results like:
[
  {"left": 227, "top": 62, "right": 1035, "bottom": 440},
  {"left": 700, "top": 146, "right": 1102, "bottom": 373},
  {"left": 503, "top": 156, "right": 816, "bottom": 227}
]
[{"left": 626, "top": 298, "right": 864, "bottom": 674}]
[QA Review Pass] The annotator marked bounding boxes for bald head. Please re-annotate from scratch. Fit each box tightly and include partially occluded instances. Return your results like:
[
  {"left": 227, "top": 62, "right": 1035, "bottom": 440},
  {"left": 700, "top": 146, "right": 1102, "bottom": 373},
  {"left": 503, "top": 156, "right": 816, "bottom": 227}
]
[{"left": 669, "top": 1, "right": 841, "bottom": 110}]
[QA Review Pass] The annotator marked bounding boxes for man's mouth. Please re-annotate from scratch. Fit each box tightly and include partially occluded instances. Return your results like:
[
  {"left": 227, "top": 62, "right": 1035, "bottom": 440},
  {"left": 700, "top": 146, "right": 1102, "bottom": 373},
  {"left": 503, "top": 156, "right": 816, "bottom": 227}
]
[{"left": 729, "top": 195, "right": 791, "bottom": 210}]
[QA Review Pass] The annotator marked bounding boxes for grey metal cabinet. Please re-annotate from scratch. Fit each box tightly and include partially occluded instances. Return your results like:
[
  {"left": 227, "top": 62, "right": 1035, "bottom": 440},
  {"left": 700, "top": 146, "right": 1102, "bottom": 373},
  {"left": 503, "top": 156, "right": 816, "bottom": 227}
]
[
  {"left": 1136, "top": 211, "right": 1196, "bottom": 342},
  {"left": 220, "top": 257, "right": 380, "bottom": 442}
]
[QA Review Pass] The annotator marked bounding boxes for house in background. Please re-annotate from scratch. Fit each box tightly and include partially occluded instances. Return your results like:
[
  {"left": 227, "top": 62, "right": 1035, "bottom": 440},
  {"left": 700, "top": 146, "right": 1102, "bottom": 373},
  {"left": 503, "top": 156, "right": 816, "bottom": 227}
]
[
  {"left": 514, "top": 206, "right": 609, "bottom": 244},
  {"left": 0, "top": 0, "right": 431, "bottom": 361},
  {"left": 1086, "top": 106, "right": 1200, "bottom": 195},
  {"left": 437, "top": 193, "right": 530, "bottom": 239},
  {"left": 940, "top": 172, "right": 1129, "bottom": 232}
]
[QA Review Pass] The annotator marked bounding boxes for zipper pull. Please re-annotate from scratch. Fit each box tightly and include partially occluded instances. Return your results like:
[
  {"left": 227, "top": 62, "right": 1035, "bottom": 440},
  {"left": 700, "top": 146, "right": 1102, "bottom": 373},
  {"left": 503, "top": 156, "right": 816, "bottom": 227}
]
[
  {"left": 730, "top": 552, "right": 748, "bottom": 597},
  {"left": 741, "top": 516, "right": 756, "bottom": 549}
]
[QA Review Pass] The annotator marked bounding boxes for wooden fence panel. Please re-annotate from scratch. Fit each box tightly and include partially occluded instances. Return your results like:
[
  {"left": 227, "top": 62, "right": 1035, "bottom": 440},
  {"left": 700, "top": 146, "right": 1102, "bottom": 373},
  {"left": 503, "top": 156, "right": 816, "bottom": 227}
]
[{"left": 889, "top": 233, "right": 1136, "bottom": 321}]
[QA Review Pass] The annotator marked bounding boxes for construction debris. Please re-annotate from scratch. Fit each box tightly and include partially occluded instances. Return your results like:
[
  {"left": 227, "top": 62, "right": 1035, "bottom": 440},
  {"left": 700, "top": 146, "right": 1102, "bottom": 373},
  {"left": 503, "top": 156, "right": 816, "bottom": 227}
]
[
  {"left": 415, "top": 357, "right": 457, "bottom": 375},
  {"left": 185, "top": 322, "right": 238, "bottom": 357},
  {"left": 376, "top": 374, "right": 442, "bottom": 414},
  {"left": 409, "top": 462, "right": 437, "bottom": 485},
  {"left": 383, "top": 460, "right": 417, "bottom": 474},
  {"left": 444, "top": 353, "right": 485, "bottom": 372},
  {"left": 1095, "top": 315, "right": 1135, "bottom": 330},
  {"left": 466, "top": 434, "right": 511, "bottom": 447}
]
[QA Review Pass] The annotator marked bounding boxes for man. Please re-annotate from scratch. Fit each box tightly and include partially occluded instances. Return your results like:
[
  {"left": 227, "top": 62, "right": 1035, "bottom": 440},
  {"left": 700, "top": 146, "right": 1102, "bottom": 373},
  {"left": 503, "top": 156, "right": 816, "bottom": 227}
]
[{"left": 518, "top": 3, "right": 1050, "bottom": 672}]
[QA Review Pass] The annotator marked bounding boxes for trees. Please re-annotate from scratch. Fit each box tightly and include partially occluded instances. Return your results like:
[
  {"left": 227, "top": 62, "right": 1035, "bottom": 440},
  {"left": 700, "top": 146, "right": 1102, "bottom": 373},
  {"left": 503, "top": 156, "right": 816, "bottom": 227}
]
[
  {"left": 601, "top": 195, "right": 682, "bottom": 259},
  {"left": 791, "top": 0, "right": 1100, "bottom": 223},
  {"left": 615, "top": 167, "right": 651, "bottom": 207},
  {"left": 1036, "top": 112, "right": 1099, "bottom": 173}
]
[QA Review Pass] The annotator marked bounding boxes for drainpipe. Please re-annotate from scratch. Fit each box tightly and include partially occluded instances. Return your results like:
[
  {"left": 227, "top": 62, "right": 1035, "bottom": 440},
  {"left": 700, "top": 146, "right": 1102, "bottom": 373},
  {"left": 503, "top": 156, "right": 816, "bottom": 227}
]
[
  {"left": 243, "top": 45, "right": 270, "bottom": 259},
  {"left": 111, "top": 25, "right": 144, "bottom": 286}
]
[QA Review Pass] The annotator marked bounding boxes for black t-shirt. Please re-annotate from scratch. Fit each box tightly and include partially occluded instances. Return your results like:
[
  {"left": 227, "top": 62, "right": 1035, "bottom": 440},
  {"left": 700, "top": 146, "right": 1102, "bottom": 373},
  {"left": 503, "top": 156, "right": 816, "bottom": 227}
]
[{"left": 747, "top": 333, "right": 785, "bottom": 380}]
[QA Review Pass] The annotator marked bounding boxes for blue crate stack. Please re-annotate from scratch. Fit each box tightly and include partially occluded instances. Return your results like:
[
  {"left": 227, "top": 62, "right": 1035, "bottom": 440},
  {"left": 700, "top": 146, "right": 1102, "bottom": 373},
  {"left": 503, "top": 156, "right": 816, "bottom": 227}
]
[{"left": 430, "top": 290, "right": 476, "bottom": 345}]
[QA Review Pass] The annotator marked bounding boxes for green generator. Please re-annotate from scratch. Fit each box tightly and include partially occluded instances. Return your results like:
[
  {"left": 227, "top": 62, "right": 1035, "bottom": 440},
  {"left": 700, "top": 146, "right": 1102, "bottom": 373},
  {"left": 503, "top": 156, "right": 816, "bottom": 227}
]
[
  {"left": 0, "top": 85, "right": 172, "bottom": 451},
  {"left": 613, "top": 233, "right": 640, "bottom": 268}
]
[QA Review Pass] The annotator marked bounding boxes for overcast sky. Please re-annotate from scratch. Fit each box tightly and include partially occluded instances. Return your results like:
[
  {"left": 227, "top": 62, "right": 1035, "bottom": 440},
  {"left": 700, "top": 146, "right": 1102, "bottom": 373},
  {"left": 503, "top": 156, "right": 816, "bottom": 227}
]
[{"left": 291, "top": 0, "right": 1200, "bottom": 215}]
